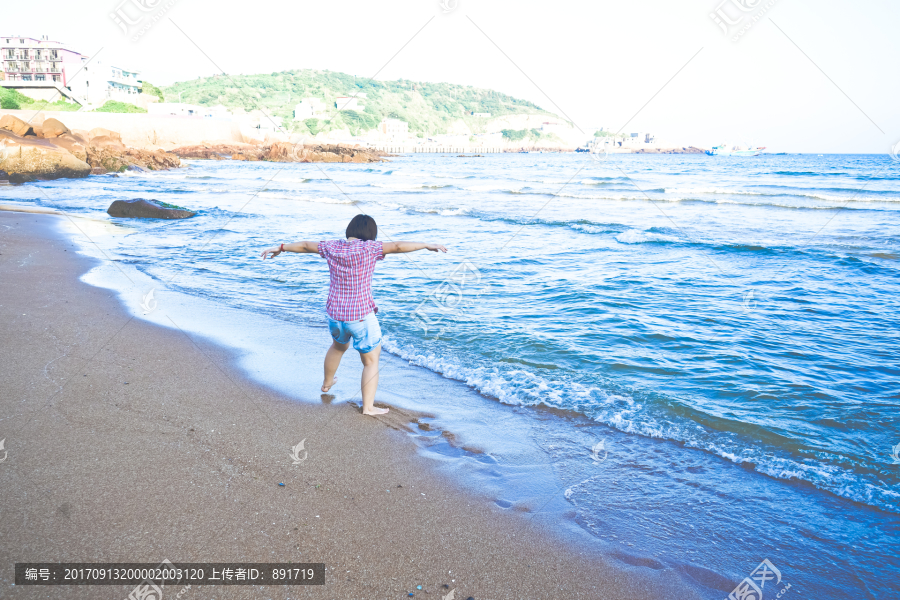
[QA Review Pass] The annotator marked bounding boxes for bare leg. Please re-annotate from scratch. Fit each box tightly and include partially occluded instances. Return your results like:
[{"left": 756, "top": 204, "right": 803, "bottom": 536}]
[
  {"left": 360, "top": 345, "right": 387, "bottom": 415},
  {"left": 323, "top": 340, "right": 349, "bottom": 392}
]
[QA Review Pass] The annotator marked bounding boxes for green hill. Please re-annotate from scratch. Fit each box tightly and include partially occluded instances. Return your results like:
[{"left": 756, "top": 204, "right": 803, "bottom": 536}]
[{"left": 160, "top": 69, "right": 559, "bottom": 136}]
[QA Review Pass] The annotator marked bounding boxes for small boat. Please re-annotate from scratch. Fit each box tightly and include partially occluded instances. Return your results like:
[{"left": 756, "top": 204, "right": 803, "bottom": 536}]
[{"left": 706, "top": 144, "right": 765, "bottom": 157}]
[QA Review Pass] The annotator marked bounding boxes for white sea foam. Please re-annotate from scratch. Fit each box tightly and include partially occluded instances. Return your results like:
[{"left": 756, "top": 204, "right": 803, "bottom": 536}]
[
  {"left": 665, "top": 187, "right": 895, "bottom": 204},
  {"left": 370, "top": 182, "right": 447, "bottom": 191},
  {"left": 257, "top": 192, "right": 353, "bottom": 204},
  {"left": 615, "top": 229, "right": 680, "bottom": 244},
  {"left": 462, "top": 184, "right": 523, "bottom": 193},
  {"left": 664, "top": 187, "right": 765, "bottom": 196}
]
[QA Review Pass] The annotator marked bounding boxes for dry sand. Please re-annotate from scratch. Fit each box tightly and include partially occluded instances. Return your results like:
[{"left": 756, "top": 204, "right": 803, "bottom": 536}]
[{"left": 0, "top": 211, "right": 705, "bottom": 599}]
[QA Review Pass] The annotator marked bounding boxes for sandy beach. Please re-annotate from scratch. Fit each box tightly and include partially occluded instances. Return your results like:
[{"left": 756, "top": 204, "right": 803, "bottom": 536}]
[{"left": 0, "top": 209, "right": 707, "bottom": 599}]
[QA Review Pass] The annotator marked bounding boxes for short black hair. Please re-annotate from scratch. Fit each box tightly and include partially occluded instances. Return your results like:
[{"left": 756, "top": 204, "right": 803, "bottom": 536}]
[{"left": 345, "top": 214, "right": 377, "bottom": 241}]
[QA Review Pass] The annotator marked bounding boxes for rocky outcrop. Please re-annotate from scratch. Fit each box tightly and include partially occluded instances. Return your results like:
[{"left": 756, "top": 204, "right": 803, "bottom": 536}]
[
  {"left": 171, "top": 142, "right": 386, "bottom": 163},
  {"left": 89, "top": 128, "right": 122, "bottom": 142},
  {"left": 107, "top": 198, "right": 196, "bottom": 219},
  {"left": 0, "top": 130, "right": 91, "bottom": 182},
  {"left": 48, "top": 133, "right": 89, "bottom": 162},
  {"left": 85, "top": 144, "right": 181, "bottom": 172},
  {"left": 0, "top": 115, "right": 34, "bottom": 137},
  {"left": 41, "top": 118, "right": 70, "bottom": 138},
  {"left": 0, "top": 118, "right": 181, "bottom": 181}
]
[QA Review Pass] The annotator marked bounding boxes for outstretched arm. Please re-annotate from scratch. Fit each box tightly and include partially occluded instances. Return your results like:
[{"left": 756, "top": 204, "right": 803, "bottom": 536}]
[
  {"left": 260, "top": 241, "right": 319, "bottom": 259},
  {"left": 382, "top": 241, "right": 448, "bottom": 254}
]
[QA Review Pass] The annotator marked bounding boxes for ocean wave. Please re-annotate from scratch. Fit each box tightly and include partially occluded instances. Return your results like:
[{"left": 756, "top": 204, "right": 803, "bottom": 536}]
[
  {"left": 774, "top": 170, "right": 848, "bottom": 176},
  {"left": 383, "top": 334, "right": 899, "bottom": 513},
  {"left": 555, "top": 192, "right": 640, "bottom": 201},
  {"left": 664, "top": 186, "right": 899, "bottom": 204},
  {"left": 664, "top": 187, "right": 766, "bottom": 196},
  {"left": 463, "top": 184, "right": 524, "bottom": 193},
  {"left": 569, "top": 223, "right": 619, "bottom": 234},
  {"left": 257, "top": 192, "right": 354, "bottom": 204},
  {"left": 615, "top": 229, "right": 681, "bottom": 244},
  {"left": 370, "top": 183, "right": 450, "bottom": 191},
  {"left": 387, "top": 204, "right": 470, "bottom": 216}
]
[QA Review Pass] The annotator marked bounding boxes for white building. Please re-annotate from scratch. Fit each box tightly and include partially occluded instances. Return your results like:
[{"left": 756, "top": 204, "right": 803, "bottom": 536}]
[
  {"left": 470, "top": 111, "right": 491, "bottom": 118},
  {"left": 380, "top": 118, "right": 408, "bottom": 138},
  {"left": 335, "top": 96, "right": 364, "bottom": 112},
  {"left": 293, "top": 97, "right": 329, "bottom": 120},
  {"left": 622, "top": 132, "right": 655, "bottom": 146},
  {"left": 236, "top": 109, "right": 283, "bottom": 135},
  {"left": 67, "top": 57, "right": 141, "bottom": 105}
]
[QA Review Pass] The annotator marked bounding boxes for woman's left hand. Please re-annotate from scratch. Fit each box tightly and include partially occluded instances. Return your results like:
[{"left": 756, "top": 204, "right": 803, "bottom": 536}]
[{"left": 261, "top": 246, "right": 282, "bottom": 260}]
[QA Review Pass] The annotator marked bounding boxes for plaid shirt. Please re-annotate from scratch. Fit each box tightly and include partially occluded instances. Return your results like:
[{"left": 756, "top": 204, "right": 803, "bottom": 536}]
[{"left": 318, "top": 239, "right": 385, "bottom": 321}]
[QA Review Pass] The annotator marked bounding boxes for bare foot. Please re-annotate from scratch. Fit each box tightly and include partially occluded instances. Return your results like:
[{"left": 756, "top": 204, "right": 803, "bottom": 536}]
[
  {"left": 321, "top": 377, "right": 337, "bottom": 393},
  {"left": 362, "top": 406, "right": 390, "bottom": 416}
]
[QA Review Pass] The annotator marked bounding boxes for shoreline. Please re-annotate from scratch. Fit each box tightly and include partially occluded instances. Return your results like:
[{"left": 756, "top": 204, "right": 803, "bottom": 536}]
[{"left": 0, "top": 210, "right": 707, "bottom": 599}]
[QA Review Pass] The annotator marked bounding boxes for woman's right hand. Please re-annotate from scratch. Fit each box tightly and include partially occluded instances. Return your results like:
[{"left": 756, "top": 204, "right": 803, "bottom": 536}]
[{"left": 260, "top": 246, "right": 282, "bottom": 260}]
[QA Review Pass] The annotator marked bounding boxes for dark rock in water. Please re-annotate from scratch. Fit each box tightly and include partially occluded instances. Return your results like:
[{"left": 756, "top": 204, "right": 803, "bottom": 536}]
[
  {"left": 0, "top": 169, "right": 9, "bottom": 181},
  {"left": 107, "top": 198, "right": 196, "bottom": 219}
]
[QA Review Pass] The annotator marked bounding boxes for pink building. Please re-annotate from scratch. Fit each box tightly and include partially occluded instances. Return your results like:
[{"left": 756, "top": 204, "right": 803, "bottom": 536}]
[{"left": 1, "top": 35, "right": 84, "bottom": 86}]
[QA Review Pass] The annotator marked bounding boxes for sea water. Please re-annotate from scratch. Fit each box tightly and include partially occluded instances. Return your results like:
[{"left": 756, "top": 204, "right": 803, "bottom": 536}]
[{"left": 4, "top": 153, "right": 898, "bottom": 598}]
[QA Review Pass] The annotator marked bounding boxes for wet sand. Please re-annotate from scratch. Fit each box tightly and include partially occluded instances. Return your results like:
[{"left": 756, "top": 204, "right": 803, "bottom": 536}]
[{"left": 0, "top": 210, "right": 705, "bottom": 599}]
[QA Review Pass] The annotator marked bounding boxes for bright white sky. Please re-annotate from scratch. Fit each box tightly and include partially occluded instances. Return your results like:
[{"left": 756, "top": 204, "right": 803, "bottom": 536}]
[{"left": 5, "top": 0, "right": 898, "bottom": 152}]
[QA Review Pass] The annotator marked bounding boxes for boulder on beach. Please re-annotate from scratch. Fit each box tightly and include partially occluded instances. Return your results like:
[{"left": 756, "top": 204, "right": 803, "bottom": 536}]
[
  {"left": 89, "top": 127, "right": 122, "bottom": 142},
  {"left": 89, "top": 135, "right": 128, "bottom": 151},
  {"left": 0, "top": 115, "right": 35, "bottom": 137},
  {"left": 0, "top": 122, "right": 179, "bottom": 181},
  {"left": 0, "top": 130, "right": 91, "bottom": 182},
  {"left": 42, "top": 118, "right": 71, "bottom": 139},
  {"left": 48, "top": 133, "right": 89, "bottom": 162},
  {"left": 107, "top": 198, "right": 196, "bottom": 219}
]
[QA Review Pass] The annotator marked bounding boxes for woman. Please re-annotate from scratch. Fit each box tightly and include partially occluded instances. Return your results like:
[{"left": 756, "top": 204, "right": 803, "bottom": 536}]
[{"left": 261, "top": 214, "right": 447, "bottom": 415}]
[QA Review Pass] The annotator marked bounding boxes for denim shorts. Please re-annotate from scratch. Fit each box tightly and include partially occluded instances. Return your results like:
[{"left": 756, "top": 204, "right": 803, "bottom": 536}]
[{"left": 328, "top": 313, "right": 382, "bottom": 354}]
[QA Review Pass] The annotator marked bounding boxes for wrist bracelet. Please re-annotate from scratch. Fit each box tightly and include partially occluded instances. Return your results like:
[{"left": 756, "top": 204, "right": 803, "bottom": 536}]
[{"left": 280, "top": 243, "right": 284, "bottom": 252}]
